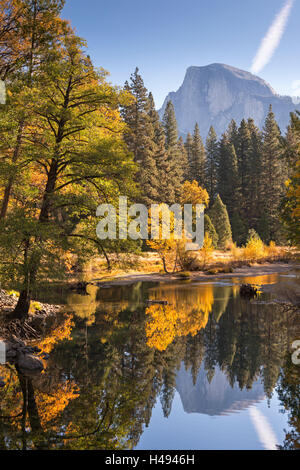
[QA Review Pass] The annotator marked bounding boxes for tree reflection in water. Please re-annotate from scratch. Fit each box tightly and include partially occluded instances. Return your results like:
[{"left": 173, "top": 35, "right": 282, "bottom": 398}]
[{"left": 0, "top": 279, "right": 299, "bottom": 449}]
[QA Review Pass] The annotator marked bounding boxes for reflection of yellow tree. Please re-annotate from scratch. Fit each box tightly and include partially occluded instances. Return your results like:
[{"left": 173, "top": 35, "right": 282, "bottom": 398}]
[
  {"left": 36, "top": 314, "right": 74, "bottom": 354},
  {"left": 67, "top": 284, "right": 99, "bottom": 326},
  {"left": 0, "top": 312, "right": 78, "bottom": 447},
  {"left": 241, "top": 274, "right": 279, "bottom": 286},
  {"left": 35, "top": 382, "right": 79, "bottom": 426},
  {"left": 145, "top": 285, "right": 214, "bottom": 351}
]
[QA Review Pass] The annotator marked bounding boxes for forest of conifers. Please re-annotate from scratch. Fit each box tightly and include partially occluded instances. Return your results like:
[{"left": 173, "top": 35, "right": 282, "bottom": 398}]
[{"left": 0, "top": 0, "right": 299, "bottom": 317}]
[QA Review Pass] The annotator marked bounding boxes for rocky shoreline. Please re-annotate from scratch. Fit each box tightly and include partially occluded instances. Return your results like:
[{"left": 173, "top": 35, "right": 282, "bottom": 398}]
[
  {"left": 0, "top": 289, "right": 61, "bottom": 319},
  {"left": 0, "top": 289, "right": 62, "bottom": 378}
]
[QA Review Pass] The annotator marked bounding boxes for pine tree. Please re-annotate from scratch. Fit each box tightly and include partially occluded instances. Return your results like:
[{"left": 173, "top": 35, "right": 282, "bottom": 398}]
[
  {"left": 247, "top": 118, "right": 263, "bottom": 232},
  {"left": 234, "top": 119, "right": 254, "bottom": 241},
  {"left": 204, "top": 214, "right": 218, "bottom": 248},
  {"left": 185, "top": 132, "right": 193, "bottom": 179},
  {"left": 227, "top": 119, "right": 239, "bottom": 153},
  {"left": 281, "top": 111, "right": 300, "bottom": 245},
  {"left": 147, "top": 92, "right": 172, "bottom": 204},
  {"left": 218, "top": 134, "right": 243, "bottom": 243},
  {"left": 205, "top": 126, "right": 218, "bottom": 201},
  {"left": 178, "top": 136, "right": 189, "bottom": 181},
  {"left": 209, "top": 195, "right": 232, "bottom": 250},
  {"left": 163, "top": 100, "right": 178, "bottom": 148},
  {"left": 237, "top": 119, "right": 252, "bottom": 212},
  {"left": 284, "top": 114, "right": 300, "bottom": 175},
  {"left": 259, "top": 105, "right": 285, "bottom": 242},
  {"left": 121, "top": 69, "right": 159, "bottom": 205},
  {"left": 189, "top": 123, "right": 206, "bottom": 187},
  {"left": 162, "top": 101, "right": 184, "bottom": 202}
]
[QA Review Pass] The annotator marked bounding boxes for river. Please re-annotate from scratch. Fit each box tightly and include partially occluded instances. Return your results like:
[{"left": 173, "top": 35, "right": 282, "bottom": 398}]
[{"left": 0, "top": 271, "right": 299, "bottom": 450}]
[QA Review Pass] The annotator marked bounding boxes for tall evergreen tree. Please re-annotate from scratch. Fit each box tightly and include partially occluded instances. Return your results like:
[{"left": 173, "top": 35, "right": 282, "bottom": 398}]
[
  {"left": 247, "top": 118, "right": 263, "bottom": 232},
  {"left": 185, "top": 132, "right": 193, "bottom": 179},
  {"left": 178, "top": 136, "right": 189, "bottom": 181},
  {"left": 284, "top": 114, "right": 300, "bottom": 175},
  {"left": 218, "top": 134, "right": 243, "bottom": 243},
  {"left": 121, "top": 69, "right": 159, "bottom": 205},
  {"left": 204, "top": 214, "right": 218, "bottom": 248},
  {"left": 259, "top": 105, "right": 285, "bottom": 242},
  {"left": 189, "top": 122, "right": 206, "bottom": 187},
  {"left": 162, "top": 101, "right": 184, "bottom": 202},
  {"left": 281, "top": 112, "right": 300, "bottom": 245},
  {"left": 205, "top": 126, "right": 218, "bottom": 201},
  {"left": 227, "top": 119, "right": 239, "bottom": 153},
  {"left": 237, "top": 119, "right": 252, "bottom": 210},
  {"left": 147, "top": 92, "right": 172, "bottom": 203},
  {"left": 208, "top": 195, "right": 232, "bottom": 250}
]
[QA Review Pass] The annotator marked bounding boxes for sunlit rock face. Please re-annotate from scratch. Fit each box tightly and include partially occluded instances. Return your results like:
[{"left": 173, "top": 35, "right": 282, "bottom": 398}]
[
  {"left": 159, "top": 63, "right": 299, "bottom": 138},
  {"left": 176, "top": 363, "right": 265, "bottom": 416}
]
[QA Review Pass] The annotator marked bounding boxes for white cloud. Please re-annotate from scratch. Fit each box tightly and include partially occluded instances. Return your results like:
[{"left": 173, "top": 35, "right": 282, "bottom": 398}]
[
  {"left": 250, "top": 0, "right": 295, "bottom": 75},
  {"left": 249, "top": 407, "right": 278, "bottom": 450}
]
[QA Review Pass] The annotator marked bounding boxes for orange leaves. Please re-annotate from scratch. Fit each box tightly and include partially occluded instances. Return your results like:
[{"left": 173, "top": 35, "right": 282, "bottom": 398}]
[
  {"left": 145, "top": 304, "right": 178, "bottom": 351},
  {"left": 36, "top": 313, "right": 74, "bottom": 354},
  {"left": 145, "top": 285, "right": 213, "bottom": 351},
  {"left": 180, "top": 180, "right": 209, "bottom": 206},
  {"left": 35, "top": 380, "right": 79, "bottom": 425}
]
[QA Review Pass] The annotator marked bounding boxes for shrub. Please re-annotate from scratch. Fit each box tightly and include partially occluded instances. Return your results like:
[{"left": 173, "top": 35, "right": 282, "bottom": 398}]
[
  {"left": 177, "top": 271, "right": 191, "bottom": 280},
  {"left": 204, "top": 214, "right": 218, "bottom": 248},
  {"left": 243, "top": 236, "right": 265, "bottom": 261},
  {"left": 230, "top": 242, "right": 243, "bottom": 261},
  {"left": 265, "top": 240, "right": 277, "bottom": 257},
  {"left": 197, "top": 233, "right": 214, "bottom": 269}
]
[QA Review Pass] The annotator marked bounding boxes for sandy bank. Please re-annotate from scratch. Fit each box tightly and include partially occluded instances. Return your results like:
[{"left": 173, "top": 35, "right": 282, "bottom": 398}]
[{"left": 94, "top": 262, "right": 300, "bottom": 287}]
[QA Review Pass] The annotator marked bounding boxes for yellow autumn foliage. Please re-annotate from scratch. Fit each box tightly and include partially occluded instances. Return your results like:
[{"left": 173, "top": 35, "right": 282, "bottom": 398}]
[{"left": 145, "top": 284, "right": 214, "bottom": 351}]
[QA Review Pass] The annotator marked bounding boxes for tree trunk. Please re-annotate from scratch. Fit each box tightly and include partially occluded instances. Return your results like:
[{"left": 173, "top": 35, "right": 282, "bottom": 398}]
[
  {"left": 11, "top": 289, "right": 30, "bottom": 319},
  {"left": 17, "top": 371, "right": 48, "bottom": 450},
  {"left": 39, "top": 158, "right": 58, "bottom": 222},
  {"left": 162, "top": 256, "right": 170, "bottom": 274},
  {"left": 0, "top": 121, "right": 24, "bottom": 219}
]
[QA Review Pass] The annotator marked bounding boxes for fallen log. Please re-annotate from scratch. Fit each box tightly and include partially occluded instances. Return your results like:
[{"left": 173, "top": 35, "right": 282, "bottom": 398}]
[{"left": 146, "top": 300, "right": 169, "bottom": 306}]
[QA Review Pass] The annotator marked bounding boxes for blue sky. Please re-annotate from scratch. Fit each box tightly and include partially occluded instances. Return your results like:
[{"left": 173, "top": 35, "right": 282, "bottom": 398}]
[{"left": 62, "top": 0, "right": 300, "bottom": 108}]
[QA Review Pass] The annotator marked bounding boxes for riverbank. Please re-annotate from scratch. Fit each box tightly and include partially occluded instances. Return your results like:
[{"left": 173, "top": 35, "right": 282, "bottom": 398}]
[
  {"left": 0, "top": 289, "right": 61, "bottom": 319},
  {"left": 94, "top": 261, "right": 300, "bottom": 287},
  {"left": 0, "top": 290, "right": 64, "bottom": 374}
]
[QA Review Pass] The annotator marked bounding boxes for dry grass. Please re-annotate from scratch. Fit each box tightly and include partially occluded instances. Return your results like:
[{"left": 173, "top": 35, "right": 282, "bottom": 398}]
[{"left": 81, "top": 245, "right": 297, "bottom": 279}]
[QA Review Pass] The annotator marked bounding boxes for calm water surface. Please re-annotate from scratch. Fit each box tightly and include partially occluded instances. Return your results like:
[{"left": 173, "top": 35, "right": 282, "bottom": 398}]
[{"left": 0, "top": 272, "right": 299, "bottom": 450}]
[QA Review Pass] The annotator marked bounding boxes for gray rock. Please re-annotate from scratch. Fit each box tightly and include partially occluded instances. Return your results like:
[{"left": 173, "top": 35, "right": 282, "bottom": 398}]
[
  {"left": 17, "top": 351, "right": 44, "bottom": 373},
  {"left": 158, "top": 63, "right": 300, "bottom": 139},
  {"left": 6, "top": 348, "right": 17, "bottom": 359}
]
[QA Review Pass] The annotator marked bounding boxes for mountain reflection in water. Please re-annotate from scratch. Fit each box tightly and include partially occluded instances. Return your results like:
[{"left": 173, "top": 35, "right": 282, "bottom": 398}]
[{"left": 0, "top": 274, "right": 299, "bottom": 450}]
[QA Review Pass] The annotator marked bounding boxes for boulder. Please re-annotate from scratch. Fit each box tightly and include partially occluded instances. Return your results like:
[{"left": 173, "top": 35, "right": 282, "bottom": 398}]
[
  {"left": 240, "top": 284, "right": 258, "bottom": 299},
  {"left": 17, "top": 351, "right": 44, "bottom": 373}
]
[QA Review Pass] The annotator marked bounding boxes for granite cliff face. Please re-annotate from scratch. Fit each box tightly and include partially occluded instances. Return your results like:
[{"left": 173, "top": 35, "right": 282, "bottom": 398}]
[
  {"left": 176, "top": 363, "right": 264, "bottom": 416},
  {"left": 159, "top": 63, "right": 299, "bottom": 138}
]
